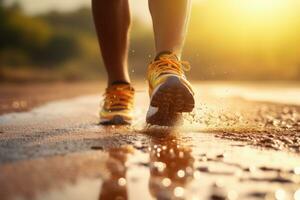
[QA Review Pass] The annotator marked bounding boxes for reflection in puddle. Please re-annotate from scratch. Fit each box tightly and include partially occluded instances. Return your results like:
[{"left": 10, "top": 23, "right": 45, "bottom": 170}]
[
  {"left": 148, "top": 133, "right": 194, "bottom": 199},
  {"left": 97, "top": 128, "right": 300, "bottom": 200},
  {"left": 99, "top": 129, "right": 194, "bottom": 200},
  {"left": 99, "top": 146, "right": 133, "bottom": 200},
  {"left": 2, "top": 83, "right": 300, "bottom": 200},
  {"left": 26, "top": 129, "right": 300, "bottom": 200}
]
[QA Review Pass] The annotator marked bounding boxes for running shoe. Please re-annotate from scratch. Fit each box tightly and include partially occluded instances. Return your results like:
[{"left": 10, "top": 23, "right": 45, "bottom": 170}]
[
  {"left": 146, "top": 52, "right": 195, "bottom": 126},
  {"left": 100, "top": 83, "right": 134, "bottom": 125}
]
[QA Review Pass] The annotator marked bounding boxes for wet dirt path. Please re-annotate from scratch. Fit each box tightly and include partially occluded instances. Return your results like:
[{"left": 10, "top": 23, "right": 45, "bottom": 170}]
[
  {"left": 0, "top": 82, "right": 299, "bottom": 200},
  {"left": 0, "top": 81, "right": 104, "bottom": 115}
]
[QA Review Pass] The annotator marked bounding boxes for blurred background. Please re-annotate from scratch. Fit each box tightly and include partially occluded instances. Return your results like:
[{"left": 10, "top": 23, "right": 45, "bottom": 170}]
[{"left": 1, "top": 0, "right": 300, "bottom": 83}]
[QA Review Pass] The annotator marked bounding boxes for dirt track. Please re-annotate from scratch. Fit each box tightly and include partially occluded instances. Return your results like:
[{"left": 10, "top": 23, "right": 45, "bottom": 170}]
[{"left": 0, "top": 82, "right": 299, "bottom": 200}]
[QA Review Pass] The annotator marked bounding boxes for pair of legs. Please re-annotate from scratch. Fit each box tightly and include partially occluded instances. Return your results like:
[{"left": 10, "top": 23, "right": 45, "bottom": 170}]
[{"left": 92, "top": 0, "right": 192, "bottom": 85}]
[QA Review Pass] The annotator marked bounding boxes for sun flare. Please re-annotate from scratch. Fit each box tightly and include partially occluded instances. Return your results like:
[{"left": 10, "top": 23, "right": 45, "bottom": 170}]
[
  {"left": 187, "top": 0, "right": 300, "bottom": 79},
  {"left": 234, "top": 0, "right": 287, "bottom": 13}
]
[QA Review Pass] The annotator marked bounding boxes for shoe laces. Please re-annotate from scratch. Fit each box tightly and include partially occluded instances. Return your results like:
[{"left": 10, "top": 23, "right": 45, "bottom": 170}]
[
  {"left": 103, "top": 84, "right": 134, "bottom": 110},
  {"left": 148, "top": 53, "right": 191, "bottom": 81}
]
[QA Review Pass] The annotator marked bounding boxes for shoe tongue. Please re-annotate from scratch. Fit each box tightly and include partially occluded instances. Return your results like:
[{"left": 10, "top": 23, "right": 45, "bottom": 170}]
[{"left": 155, "top": 51, "right": 178, "bottom": 61}]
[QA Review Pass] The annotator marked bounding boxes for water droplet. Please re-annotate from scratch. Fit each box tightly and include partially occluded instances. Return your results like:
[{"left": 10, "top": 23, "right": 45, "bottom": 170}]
[
  {"left": 193, "top": 171, "right": 201, "bottom": 179},
  {"left": 135, "top": 141, "right": 142, "bottom": 149},
  {"left": 294, "top": 167, "right": 300, "bottom": 175},
  {"left": 153, "top": 161, "right": 166, "bottom": 172},
  {"left": 177, "top": 169, "right": 185, "bottom": 178},
  {"left": 20, "top": 100, "right": 27, "bottom": 107},
  {"left": 162, "top": 178, "right": 171, "bottom": 187},
  {"left": 200, "top": 157, "right": 208, "bottom": 162},
  {"left": 186, "top": 166, "right": 193, "bottom": 174},
  {"left": 174, "top": 186, "right": 184, "bottom": 197},
  {"left": 118, "top": 177, "right": 126, "bottom": 186},
  {"left": 249, "top": 166, "right": 257, "bottom": 173},
  {"left": 275, "top": 189, "right": 286, "bottom": 200},
  {"left": 12, "top": 101, "right": 20, "bottom": 109}
]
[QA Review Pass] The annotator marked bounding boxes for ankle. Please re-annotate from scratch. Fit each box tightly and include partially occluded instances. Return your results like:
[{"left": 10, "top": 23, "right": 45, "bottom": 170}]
[
  {"left": 155, "top": 51, "right": 181, "bottom": 61},
  {"left": 108, "top": 80, "right": 131, "bottom": 87},
  {"left": 111, "top": 81, "right": 130, "bottom": 85}
]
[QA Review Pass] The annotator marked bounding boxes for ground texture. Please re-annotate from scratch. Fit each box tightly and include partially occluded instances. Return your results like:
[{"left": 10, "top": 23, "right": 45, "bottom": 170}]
[{"left": 0, "top": 82, "right": 299, "bottom": 200}]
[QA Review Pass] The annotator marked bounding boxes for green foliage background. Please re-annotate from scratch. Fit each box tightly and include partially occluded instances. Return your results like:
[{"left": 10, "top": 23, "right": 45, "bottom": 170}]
[{"left": 0, "top": 1, "right": 299, "bottom": 82}]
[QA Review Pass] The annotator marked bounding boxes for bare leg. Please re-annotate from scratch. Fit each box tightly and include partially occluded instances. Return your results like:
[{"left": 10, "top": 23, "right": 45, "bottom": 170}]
[
  {"left": 92, "top": 0, "right": 131, "bottom": 85},
  {"left": 148, "top": 0, "right": 192, "bottom": 58},
  {"left": 146, "top": 0, "right": 194, "bottom": 126}
]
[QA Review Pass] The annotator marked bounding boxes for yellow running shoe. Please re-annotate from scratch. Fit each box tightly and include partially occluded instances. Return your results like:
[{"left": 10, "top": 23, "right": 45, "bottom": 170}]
[
  {"left": 146, "top": 52, "right": 195, "bottom": 126},
  {"left": 100, "top": 84, "right": 134, "bottom": 125}
]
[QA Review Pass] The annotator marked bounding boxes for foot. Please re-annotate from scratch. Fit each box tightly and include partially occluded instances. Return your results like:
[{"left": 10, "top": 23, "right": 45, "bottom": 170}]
[
  {"left": 146, "top": 52, "right": 195, "bottom": 126},
  {"left": 100, "top": 83, "right": 134, "bottom": 125}
]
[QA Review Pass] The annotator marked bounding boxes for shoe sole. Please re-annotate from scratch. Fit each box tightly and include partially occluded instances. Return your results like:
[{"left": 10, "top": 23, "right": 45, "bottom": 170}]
[
  {"left": 100, "top": 115, "right": 131, "bottom": 125},
  {"left": 146, "top": 76, "right": 195, "bottom": 126}
]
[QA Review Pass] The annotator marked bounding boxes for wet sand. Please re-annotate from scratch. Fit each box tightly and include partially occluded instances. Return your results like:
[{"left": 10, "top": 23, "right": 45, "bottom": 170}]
[{"left": 0, "top": 82, "right": 299, "bottom": 200}]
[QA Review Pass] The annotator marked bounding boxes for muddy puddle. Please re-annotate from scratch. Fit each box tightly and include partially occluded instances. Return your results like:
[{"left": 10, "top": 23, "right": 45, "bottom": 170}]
[
  {"left": 1, "top": 83, "right": 300, "bottom": 200},
  {"left": 1, "top": 129, "right": 299, "bottom": 200}
]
